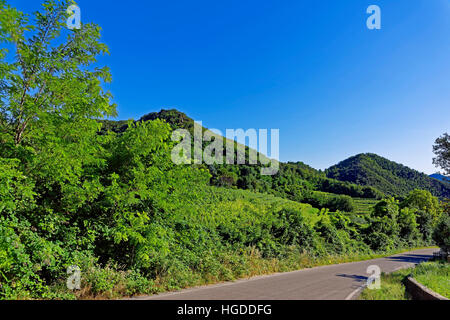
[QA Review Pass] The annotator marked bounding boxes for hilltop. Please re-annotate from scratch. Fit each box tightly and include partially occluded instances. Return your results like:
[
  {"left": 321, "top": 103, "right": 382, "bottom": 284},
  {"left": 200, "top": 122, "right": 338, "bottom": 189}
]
[
  {"left": 100, "top": 110, "right": 382, "bottom": 211},
  {"left": 100, "top": 110, "right": 450, "bottom": 202},
  {"left": 326, "top": 153, "right": 450, "bottom": 198}
]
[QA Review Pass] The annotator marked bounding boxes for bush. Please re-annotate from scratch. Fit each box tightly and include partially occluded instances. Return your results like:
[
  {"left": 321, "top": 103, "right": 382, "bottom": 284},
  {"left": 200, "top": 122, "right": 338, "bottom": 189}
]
[
  {"left": 433, "top": 213, "right": 450, "bottom": 254},
  {"left": 397, "top": 208, "right": 421, "bottom": 246},
  {"left": 299, "top": 192, "right": 355, "bottom": 212}
]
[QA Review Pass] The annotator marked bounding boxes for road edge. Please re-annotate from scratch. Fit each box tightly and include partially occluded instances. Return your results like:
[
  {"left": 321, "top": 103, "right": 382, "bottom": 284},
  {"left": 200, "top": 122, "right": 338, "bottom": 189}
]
[{"left": 345, "top": 263, "right": 433, "bottom": 300}]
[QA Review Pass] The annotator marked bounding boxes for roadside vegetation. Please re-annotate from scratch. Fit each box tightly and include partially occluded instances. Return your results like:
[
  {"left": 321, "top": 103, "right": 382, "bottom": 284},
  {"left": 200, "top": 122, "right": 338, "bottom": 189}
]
[
  {"left": 0, "top": 0, "right": 449, "bottom": 300},
  {"left": 359, "top": 268, "right": 413, "bottom": 300},
  {"left": 414, "top": 261, "right": 450, "bottom": 298},
  {"left": 360, "top": 260, "right": 449, "bottom": 300},
  {"left": 361, "top": 198, "right": 450, "bottom": 301}
]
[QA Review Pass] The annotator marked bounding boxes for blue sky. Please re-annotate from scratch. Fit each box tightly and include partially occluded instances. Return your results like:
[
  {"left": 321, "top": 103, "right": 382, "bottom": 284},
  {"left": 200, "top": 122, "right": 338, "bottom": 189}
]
[{"left": 10, "top": 0, "right": 450, "bottom": 174}]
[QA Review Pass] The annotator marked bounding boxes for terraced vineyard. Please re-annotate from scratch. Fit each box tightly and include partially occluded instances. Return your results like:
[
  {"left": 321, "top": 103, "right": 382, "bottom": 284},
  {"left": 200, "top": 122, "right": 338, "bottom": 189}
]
[
  {"left": 353, "top": 198, "right": 378, "bottom": 215},
  {"left": 309, "top": 191, "right": 378, "bottom": 215}
]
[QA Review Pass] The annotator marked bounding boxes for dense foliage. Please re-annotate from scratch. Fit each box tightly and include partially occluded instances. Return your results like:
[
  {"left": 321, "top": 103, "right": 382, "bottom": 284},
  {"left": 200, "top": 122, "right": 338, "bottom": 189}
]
[
  {"left": 326, "top": 153, "right": 450, "bottom": 198},
  {"left": 433, "top": 201, "right": 450, "bottom": 254},
  {"left": 432, "top": 133, "right": 450, "bottom": 254},
  {"left": 104, "top": 109, "right": 383, "bottom": 213},
  {"left": 0, "top": 1, "right": 446, "bottom": 300},
  {"left": 433, "top": 133, "right": 450, "bottom": 176},
  {"left": 360, "top": 261, "right": 450, "bottom": 300}
]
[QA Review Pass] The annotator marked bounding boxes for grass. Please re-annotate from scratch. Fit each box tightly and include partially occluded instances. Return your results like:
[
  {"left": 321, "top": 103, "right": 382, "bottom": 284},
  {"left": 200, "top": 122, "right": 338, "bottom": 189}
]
[
  {"left": 360, "top": 259, "right": 449, "bottom": 300},
  {"left": 359, "top": 268, "right": 412, "bottom": 300},
  {"left": 310, "top": 191, "right": 377, "bottom": 215},
  {"left": 413, "top": 261, "right": 450, "bottom": 298},
  {"left": 123, "top": 246, "right": 436, "bottom": 300},
  {"left": 30, "top": 245, "right": 438, "bottom": 300},
  {"left": 48, "top": 240, "right": 436, "bottom": 299}
]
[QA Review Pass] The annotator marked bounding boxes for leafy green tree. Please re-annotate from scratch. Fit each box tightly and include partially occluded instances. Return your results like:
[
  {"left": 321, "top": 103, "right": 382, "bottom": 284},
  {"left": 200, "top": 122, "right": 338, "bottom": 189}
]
[
  {"left": 433, "top": 133, "right": 450, "bottom": 175},
  {"left": 92, "top": 120, "right": 211, "bottom": 271},
  {"left": 0, "top": 0, "right": 115, "bottom": 297},
  {"left": 433, "top": 212, "right": 450, "bottom": 254},
  {"left": 398, "top": 207, "right": 421, "bottom": 245},
  {"left": 415, "top": 210, "right": 435, "bottom": 244},
  {"left": 365, "top": 198, "right": 401, "bottom": 251},
  {"left": 364, "top": 217, "right": 398, "bottom": 251},
  {"left": 372, "top": 197, "right": 400, "bottom": 220},
  {"left": 0, "top": 0, "right": 115, "bottom": 212},
  {"left": 215, "top": 170, "right": 238, "bottom": 188},
  {"left": 400, "top": 190, "right": 443, "bottom": 244},
  {"left": 432, "top": 134, "right": 450, "bottom": 252},
  {"left": 401, "top": 190, "right": 442, "bottom": 219}
]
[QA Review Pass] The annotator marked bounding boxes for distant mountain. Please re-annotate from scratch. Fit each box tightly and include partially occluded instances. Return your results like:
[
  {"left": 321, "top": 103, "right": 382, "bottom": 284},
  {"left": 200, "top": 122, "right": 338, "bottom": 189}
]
[
  {"left": 430, "top": 173, "right": 450, "bottom": 183},
  {"left": 326, "top": 153, "right": 450, "bottom": 199}
]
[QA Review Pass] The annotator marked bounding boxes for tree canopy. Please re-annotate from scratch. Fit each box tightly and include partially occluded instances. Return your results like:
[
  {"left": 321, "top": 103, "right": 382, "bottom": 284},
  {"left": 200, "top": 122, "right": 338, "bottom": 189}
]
[{"left": 433, "top": 133, "right": 450, "bottom": 176}]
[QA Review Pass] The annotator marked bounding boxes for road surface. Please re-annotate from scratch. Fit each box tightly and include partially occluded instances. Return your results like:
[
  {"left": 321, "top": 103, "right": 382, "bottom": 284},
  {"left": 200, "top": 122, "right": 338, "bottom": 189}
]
[{"left": 135, "top": 248, "right": 436, "bottom": 300}]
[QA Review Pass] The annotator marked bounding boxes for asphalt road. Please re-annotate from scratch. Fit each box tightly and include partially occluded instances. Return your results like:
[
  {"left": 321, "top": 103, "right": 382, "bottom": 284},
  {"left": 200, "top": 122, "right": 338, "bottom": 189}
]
[{"left": 135, "top": 248, "right": 436, "bottom": 300}]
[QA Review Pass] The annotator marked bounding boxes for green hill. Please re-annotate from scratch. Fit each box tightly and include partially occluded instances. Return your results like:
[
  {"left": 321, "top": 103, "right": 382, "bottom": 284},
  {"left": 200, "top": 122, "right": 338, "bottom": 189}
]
[
  {"left": 326, "top": 153, "right": 450, "bottom": 198},
  {"left": 100, "top": 109, "right": 196, "bottom": 134},
  {"left": 100, "top": 109, "right": 384, "bottom": 213}
]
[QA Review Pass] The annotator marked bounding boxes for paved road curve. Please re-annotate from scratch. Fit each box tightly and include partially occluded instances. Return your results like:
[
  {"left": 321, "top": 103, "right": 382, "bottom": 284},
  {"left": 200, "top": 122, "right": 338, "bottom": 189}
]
[{"left": 135, "top": 248, "right": 436, "bottom": 300}]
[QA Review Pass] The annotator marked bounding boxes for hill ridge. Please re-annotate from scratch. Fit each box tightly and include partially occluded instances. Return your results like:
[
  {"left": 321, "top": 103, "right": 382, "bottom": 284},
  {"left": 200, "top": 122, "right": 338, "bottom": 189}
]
[
  {"left": 100, "top": 109, "right": 449, "bottom": 199},
  {"left": 326, "top": 153, "right": 450, "bottom": 198}
]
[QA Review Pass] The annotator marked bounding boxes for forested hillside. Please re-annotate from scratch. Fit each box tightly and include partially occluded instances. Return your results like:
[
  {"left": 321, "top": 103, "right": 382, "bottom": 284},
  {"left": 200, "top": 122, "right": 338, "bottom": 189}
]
[
  {"left": 0, "top": 0, "right": 447, "bottom": 301},
  {"left": 326, "top": 153, "right": 450, "bottom": 198},
  {"left": 101, "top": 109, "right": 383, "bottom": 214}
]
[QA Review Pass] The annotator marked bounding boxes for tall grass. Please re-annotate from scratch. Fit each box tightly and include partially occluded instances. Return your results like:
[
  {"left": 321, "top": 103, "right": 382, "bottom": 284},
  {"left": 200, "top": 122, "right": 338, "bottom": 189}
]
[
  {"left": 359, "top": 268, "right": 412, "bottom": 300},
  {"left": 413, "top": 261, "right": 450, "bottom": 298},
  {"left": 360, "top": 260, "right": 449, "bottom": 300}
]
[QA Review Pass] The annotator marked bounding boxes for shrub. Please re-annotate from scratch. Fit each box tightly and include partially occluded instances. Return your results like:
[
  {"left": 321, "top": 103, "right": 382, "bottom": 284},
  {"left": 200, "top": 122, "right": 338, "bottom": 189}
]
[
  {"left": 433, "top": 212, "right": 450, "bottom": 254},
  {"left": 299, "top": 192, "right": 355, "bottom": 212}
]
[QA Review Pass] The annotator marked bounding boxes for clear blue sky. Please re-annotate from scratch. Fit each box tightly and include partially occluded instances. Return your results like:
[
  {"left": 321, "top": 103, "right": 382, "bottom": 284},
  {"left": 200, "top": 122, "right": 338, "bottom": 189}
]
[{"left": 10, "top": 0, "right": 450, "bottom": 174}]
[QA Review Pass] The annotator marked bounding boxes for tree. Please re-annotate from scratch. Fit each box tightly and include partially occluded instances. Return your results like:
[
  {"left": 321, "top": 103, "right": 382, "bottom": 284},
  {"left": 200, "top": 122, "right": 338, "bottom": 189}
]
[
  {"left": 398, "top": 207, "right": 420, "bottom": 245},
  {"left": 0, "top": 0, "right": 116, "bottom": 211},
  {"left": 401, "top": 189, "right": 441, "bottom": 220},
  {"left": 0, "top": 0, "right": 115, "bottom": 144},
  {"left": 372, "top": 197, "right": 400, "bottom": 220},
  {"left": 433, "top": 133, "right": 450, "bottom": 175},
  {"left": 433, "top": 212, "right": 450, "bottom": 254},
  {"left": 432, "top": 134, "right": 450, "bottom": 252},
  {"left": 366, "top": 198, "right": 401, "bottom": 250},
  {"left": 401, "top": 190, "right": 442, "bottom": 244},
  {"left": 0, "top": 0, "right": 116, "bottom": 296}
]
